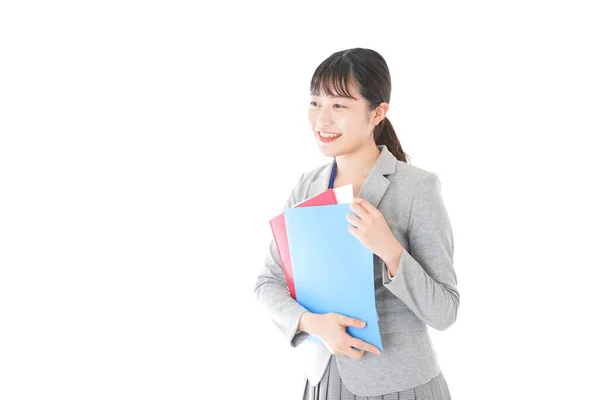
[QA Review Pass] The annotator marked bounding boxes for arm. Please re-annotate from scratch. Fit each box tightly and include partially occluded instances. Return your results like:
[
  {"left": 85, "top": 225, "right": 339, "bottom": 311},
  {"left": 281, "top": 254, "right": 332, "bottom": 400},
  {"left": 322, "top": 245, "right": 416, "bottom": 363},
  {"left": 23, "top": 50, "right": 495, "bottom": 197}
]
[
  {"left": 381, "top": 173, "right": 459, "bottom": 331},
  {"left": 253, "top": 173, "right": 312, "bottom": 347}
]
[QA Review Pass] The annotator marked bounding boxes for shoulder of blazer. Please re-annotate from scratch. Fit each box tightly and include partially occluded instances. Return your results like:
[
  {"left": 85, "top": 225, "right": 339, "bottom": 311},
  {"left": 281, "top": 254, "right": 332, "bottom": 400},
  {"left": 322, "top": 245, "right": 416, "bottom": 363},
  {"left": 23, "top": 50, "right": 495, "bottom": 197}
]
[{"left": 390, "top": 159, "right": 438, "bottom": 186}]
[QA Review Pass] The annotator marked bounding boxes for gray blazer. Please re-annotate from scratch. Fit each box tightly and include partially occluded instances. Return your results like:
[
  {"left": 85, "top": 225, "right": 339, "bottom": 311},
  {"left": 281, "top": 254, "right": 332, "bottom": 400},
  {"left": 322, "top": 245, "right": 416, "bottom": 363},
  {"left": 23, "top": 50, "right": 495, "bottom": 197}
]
[{"left": 253, "top": 144, "right": 459, "bottom": 396}]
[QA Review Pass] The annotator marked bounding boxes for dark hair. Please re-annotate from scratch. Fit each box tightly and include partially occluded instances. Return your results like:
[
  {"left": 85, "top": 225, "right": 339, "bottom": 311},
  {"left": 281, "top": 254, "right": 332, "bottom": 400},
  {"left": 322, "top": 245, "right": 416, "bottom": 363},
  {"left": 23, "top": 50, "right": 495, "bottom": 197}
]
[{"left": 309, "top": 48, "right": 410, "bottom": 163}]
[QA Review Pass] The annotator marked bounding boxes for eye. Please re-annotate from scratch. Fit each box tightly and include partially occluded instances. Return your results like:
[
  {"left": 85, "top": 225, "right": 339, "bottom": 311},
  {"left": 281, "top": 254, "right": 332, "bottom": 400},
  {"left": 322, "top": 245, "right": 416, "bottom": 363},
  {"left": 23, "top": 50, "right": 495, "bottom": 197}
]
[
  {"left": 310, "top": 101, "right": 318, "bottom": 107},
  {"left": 333, "top": 104, "right": 344, "bottom": 109}
]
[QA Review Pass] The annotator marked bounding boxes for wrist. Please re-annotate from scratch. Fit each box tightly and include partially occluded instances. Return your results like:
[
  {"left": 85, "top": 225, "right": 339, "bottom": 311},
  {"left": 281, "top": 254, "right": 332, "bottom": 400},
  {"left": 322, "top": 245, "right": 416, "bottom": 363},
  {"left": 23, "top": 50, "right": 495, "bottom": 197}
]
[
  {"left": 297, "top": 311, "right": 318, "bottom": 335},
  {"left": 384, "top": 242, "right": 403, "bottom": 278}
]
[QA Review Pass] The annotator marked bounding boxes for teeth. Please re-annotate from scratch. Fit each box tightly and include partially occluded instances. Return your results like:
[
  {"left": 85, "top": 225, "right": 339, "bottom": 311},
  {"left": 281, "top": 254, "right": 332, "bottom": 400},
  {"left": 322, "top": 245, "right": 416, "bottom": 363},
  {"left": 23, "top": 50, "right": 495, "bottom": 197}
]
[{"left": 320, "top": 131, "right": 341, "bottom": 138}]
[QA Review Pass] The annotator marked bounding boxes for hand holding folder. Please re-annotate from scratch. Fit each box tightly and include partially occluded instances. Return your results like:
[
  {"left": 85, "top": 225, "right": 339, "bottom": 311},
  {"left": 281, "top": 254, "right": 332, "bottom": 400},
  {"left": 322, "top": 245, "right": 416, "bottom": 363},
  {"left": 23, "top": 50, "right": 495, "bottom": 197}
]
[
  {"left": 283, "top": 202, "right": 383, "bottom": 352},
  {"left": 269, "top": 184, "right": 382, "bottom": 352}
]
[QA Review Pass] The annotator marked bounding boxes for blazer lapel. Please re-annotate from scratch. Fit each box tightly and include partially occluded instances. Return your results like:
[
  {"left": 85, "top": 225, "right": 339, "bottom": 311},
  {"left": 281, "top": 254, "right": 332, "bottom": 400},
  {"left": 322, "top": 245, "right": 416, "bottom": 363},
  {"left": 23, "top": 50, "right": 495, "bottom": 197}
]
[
  {"left": 307, "top": 159, "right": 335, "bottom": 199},
  {"left": 358, "top": 145, "right": 397, "bottom": 209},
  {"left": 307, "top": 145, "right": 397, "bottom": 209}
]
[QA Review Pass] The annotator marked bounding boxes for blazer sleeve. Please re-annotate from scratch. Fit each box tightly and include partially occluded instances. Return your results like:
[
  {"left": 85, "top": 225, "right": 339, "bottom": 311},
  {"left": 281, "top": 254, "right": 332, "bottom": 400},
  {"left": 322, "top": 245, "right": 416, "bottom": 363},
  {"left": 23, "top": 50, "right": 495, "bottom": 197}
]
[
  {"left": 382, "top": 172, "right": 459, "bottom": 331},
  {"left": 253, "top": 173, "right": 311, "bottom": 348}
]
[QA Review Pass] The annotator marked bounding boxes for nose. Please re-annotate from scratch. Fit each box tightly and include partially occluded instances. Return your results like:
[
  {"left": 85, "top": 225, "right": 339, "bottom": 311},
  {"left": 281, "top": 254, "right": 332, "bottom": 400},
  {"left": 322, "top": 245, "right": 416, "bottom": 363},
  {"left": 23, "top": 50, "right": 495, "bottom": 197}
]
[{"left": 315, "top": 106, "right": 333, "bottom": 128}]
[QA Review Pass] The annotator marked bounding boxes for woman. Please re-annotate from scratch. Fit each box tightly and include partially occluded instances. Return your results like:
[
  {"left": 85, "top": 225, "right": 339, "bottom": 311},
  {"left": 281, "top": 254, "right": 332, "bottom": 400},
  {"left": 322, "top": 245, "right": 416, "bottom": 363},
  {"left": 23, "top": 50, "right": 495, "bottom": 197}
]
[{"left": 254, "top": 48, "right": 459, "bottom": 399}]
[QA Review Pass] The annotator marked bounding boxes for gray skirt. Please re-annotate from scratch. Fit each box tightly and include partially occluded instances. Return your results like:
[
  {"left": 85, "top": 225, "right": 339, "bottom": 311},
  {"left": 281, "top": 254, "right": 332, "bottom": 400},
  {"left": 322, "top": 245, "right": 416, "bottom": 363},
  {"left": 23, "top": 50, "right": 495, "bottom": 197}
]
[{"left": 302, "top": 356, "right": 451, "bottom": 400}]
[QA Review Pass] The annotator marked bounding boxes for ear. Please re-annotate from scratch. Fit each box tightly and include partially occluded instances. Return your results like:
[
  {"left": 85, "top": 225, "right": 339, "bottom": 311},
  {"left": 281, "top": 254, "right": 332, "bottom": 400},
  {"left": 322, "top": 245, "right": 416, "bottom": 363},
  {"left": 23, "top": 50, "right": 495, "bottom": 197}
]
[{"left": 372, "top": 102, "right": 390, "bottom": 126}]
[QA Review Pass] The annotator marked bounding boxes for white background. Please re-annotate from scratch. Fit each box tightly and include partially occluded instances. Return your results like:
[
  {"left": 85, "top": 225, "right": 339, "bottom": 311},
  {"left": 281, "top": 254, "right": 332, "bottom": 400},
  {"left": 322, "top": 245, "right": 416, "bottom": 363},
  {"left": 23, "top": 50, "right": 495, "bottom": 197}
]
[{"left": 1, "top": 1, "right": 599, "bottom": 399}]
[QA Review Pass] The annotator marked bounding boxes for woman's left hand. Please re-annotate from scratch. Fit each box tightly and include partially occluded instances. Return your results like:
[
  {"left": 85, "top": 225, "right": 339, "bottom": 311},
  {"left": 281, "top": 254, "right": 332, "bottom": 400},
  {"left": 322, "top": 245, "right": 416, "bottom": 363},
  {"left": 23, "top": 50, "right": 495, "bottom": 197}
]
[{"left": 347, "top": 197, "right": 402, "bottom": 263}]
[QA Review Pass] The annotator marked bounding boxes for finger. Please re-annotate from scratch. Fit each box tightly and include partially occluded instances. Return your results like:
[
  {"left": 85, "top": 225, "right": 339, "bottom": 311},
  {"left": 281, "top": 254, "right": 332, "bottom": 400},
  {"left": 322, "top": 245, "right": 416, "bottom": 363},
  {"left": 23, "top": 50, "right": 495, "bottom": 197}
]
[
  {"left": 341, "top": 315, "right": 367, "bottom": 329},
  {"left": 351, "top": 338, "right": 381, "bottom": 355},
  {"left": 349, "top": 201, "right": 370, "bottom": 220},
  {"left": 346, "top": 213, "right": 365, "bottom": 230},
  {"left": 354, "top": 197, "right": 379, "bottom": 215},
  {"left": 346, "top": 347, "right": 365, "bottom": 360}
]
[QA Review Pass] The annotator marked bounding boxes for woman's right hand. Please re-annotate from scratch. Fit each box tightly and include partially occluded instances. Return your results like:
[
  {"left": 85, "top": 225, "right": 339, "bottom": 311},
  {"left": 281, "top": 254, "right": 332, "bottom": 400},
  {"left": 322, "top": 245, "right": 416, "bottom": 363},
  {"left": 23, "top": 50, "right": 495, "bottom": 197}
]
[{"left": 308, "top": 312, "right": 381, "bottom": 360}]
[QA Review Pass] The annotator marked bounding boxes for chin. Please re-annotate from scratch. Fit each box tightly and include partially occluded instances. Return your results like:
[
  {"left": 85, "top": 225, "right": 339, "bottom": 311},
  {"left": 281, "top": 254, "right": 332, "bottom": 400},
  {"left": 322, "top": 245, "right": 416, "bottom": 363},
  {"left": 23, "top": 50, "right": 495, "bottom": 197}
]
[
  {"left": 314, "top": 133, "right": 346, "bottom": 157},
  {"left": 316, "top": 147, "right": 342, "bottom": 158}
]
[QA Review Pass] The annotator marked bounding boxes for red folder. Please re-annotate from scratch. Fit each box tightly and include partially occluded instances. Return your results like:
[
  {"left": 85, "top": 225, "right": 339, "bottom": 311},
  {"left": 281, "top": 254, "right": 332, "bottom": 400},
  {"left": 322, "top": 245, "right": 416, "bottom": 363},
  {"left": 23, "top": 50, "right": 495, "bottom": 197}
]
[{"left": 269, "top": 189, "right": 338, "bottom": 299}]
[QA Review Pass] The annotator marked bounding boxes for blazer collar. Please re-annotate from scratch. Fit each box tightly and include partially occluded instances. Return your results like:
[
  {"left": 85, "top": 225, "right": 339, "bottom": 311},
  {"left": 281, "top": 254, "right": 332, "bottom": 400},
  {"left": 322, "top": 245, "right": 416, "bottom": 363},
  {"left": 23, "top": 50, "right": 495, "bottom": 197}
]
[{"left": 307, "top": 144, "right": 397, "bottom": 209}]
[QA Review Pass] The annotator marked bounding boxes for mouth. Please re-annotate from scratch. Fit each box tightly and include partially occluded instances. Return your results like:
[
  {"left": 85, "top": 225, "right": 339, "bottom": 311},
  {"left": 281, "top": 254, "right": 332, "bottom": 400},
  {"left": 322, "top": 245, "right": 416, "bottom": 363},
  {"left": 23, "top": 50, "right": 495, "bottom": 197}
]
[
  {"left": 318, "top": 131, "right": 342, "bottom": 143},
  {"left": 318, "top": 131, "right": 342, "bottom": 138}
]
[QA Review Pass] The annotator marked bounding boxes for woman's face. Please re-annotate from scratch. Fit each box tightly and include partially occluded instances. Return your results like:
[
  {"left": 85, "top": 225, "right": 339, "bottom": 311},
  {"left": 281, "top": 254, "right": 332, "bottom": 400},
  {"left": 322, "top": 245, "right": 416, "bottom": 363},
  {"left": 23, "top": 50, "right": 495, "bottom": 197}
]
[{"left": 308, "top": 81, "right": 376, "bottom": 158}]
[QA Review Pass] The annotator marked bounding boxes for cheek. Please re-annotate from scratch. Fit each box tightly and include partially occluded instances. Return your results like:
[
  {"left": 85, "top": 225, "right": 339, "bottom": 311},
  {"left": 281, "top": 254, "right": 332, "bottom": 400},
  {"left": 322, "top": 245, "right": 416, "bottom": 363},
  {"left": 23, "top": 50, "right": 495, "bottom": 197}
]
[
  {"left": 345, "top": 115, "right": 369, "bottom": 133},
  {"left": 336, "top": 114, "right": 349, "bottom": 127}
]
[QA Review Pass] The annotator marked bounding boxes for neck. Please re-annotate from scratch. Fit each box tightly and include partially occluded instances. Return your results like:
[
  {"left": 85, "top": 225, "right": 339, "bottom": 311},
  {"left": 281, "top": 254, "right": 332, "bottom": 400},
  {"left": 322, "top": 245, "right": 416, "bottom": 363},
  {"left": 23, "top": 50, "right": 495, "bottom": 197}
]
[{"left": 335, "top": 142, "right": 381, "bottom": 181}]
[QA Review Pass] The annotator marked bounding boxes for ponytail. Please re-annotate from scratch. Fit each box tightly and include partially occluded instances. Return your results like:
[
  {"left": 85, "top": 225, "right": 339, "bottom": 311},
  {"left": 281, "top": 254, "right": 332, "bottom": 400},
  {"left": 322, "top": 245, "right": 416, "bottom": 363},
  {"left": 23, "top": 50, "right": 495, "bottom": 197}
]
[{"left": 374, "top": 117, "right": 410, "bottom": 163}]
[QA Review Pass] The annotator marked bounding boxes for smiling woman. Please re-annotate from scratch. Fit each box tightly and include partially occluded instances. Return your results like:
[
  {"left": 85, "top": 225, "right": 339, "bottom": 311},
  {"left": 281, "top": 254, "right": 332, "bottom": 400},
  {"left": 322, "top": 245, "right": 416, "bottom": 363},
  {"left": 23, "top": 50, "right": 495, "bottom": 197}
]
[
  {"left": 306, "top": 50, "right": 408, "bottom": 169},
  {"left": 254, "top": 47, "right": 458, "bottom": 400}
]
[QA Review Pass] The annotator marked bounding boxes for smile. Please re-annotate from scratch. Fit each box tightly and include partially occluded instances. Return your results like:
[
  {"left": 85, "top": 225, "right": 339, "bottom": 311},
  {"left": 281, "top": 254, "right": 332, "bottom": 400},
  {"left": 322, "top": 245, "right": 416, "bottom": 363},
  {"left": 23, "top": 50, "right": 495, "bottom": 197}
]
[{"left": 319, "top": 131, "right": 342, "bottom": 138}]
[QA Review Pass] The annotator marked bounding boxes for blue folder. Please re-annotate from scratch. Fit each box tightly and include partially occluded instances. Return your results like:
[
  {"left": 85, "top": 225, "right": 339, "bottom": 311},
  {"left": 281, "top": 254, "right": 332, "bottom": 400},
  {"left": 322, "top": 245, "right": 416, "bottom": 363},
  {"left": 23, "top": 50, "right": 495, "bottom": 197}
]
[{"left": 283, "top": 203, "right": 383, "bottom": 352}]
